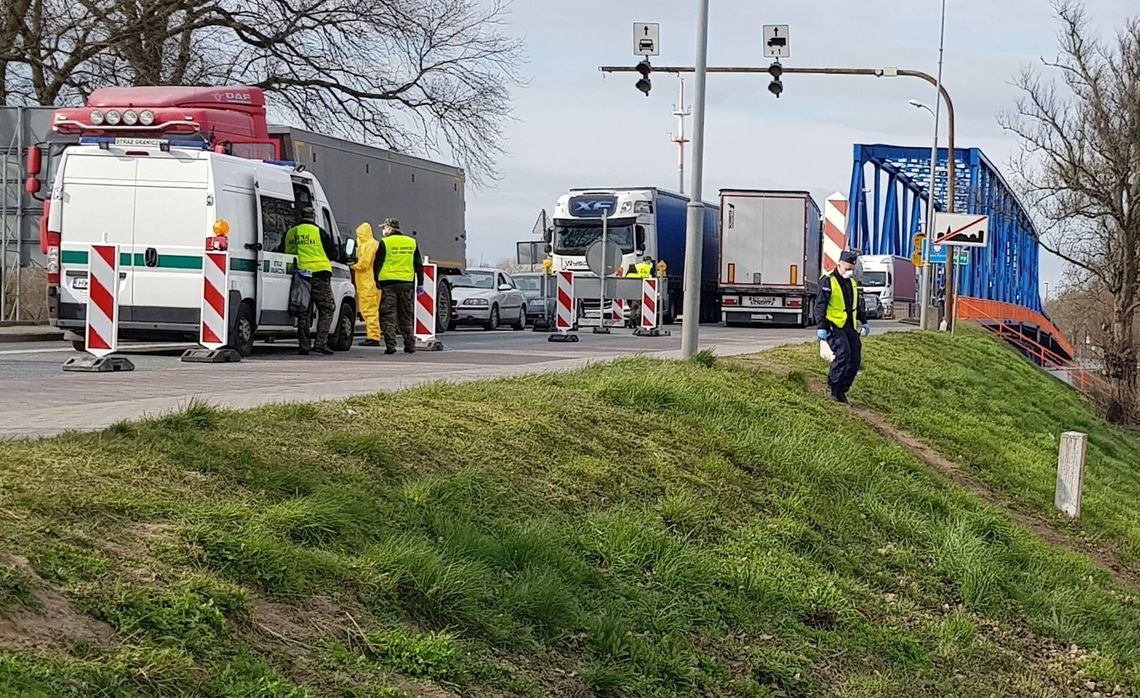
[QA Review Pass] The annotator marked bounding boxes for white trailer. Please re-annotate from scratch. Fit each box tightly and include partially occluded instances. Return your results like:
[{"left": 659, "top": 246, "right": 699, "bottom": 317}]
[{"left": 717, "top": 190, "right": 821, "bottom": 326}]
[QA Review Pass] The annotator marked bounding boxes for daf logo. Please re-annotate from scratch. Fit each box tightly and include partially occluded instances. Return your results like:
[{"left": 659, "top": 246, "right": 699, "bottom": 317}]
[
  {"left": 213, "top": 91, "right": 254, "bottom": 103},
  {"left": 568, "top": 195, "right": 618, "bottom": 218}
]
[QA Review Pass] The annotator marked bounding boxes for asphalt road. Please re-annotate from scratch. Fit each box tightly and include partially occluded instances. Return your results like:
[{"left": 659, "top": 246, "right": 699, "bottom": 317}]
[{"left": 0, "top": 322, "right": 914, "bottom": 439}]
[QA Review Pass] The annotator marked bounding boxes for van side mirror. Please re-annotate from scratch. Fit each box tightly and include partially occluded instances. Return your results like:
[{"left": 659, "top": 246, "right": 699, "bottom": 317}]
[
  {"left": 342, "top": 237, "right": 358, "bottom": 264},
  {"left": 24, "top": 177, "right": 41, "bottom": 196}
]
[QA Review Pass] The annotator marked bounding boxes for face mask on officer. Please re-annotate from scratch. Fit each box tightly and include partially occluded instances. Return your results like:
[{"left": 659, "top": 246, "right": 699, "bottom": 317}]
[{"left": 840, "top": 268, "right": 855, "bottom": 279}]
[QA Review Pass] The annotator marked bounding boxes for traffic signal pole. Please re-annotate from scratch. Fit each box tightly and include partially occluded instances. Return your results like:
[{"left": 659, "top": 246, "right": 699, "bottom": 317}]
[
  {"left": 600, "top": 63, "right": 960, "bottom": 327},
  {"left": 680, "top": 0, "right": 710, "bottom": 359}
]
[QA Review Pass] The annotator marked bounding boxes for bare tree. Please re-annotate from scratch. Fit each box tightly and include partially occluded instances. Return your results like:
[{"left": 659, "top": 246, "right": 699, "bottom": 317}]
[
  {"left": 3, "top": 0, "right": 524, "bottom": 183},
  {"left": 1000, "top": 1, "right": 1140, "bottom": 423}
]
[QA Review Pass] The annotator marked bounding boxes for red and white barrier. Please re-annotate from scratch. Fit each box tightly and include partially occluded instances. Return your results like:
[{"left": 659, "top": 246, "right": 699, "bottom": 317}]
[
  {"left": 415, "top": 263, "right": 438, "bottom": 344},
  {"left": 85, "top": 244, "right": 120, "bottom": 357},
  {"left": 200, "top": 251, "right": 230, "bottom": 350},
  {"left": 555, "top": 271, "right": 575, "bottom": 334},
  {"left": 822, "top": 192, "right": 848, "bottom": 275},
  {"left": 611, "top": 297, "right": 624, "bottom": 326},
  {"left": 640, "top": 278, "right": 659, "bottom": 331}
]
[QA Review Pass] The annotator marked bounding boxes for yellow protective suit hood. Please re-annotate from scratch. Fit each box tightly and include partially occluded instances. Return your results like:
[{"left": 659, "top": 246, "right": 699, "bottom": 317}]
[{"left": 351, "top": 222, "right": 381, "bottom": 341}]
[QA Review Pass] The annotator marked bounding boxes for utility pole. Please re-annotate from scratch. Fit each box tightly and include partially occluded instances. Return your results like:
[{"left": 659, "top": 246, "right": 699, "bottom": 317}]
[
  {"left": 680, "top": 0, "right": 710, "bottom": 359},
  {"left": 670, "top": 77, "right": 691, "bottom": 195}
]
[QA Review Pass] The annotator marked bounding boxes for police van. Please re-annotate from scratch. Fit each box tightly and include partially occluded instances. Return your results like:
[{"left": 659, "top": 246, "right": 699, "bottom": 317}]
[{"left": 37, "top": 88, "right": 359, "bottom": 355}]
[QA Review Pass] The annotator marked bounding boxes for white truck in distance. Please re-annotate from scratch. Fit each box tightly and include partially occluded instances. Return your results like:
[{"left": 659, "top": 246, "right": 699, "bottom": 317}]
[
  {"left": 856, "top": 255, "right": 917, "bottom": 319},
  {"left": 717, "top": 190, "right": 821, "bottom": 327}
]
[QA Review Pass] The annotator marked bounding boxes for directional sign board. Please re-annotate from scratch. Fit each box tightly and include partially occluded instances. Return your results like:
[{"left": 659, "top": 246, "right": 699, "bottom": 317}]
[
  {"left": 763, "top": 25, "right": 790, "bottom": 59},
  {"left": 634, "top": 23, "right": 660, "bottom": 56},
  {"left": 933, "top": 212, "right": 990, "bottom": 247}
]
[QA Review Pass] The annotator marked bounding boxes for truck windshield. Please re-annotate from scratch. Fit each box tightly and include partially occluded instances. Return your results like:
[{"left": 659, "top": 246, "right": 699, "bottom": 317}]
[
  {"left": 553, "top": 220, "right": 635, "bottom": 255},
  {"left": 859, "top": 271, "right": 888, "bottom": 287}
]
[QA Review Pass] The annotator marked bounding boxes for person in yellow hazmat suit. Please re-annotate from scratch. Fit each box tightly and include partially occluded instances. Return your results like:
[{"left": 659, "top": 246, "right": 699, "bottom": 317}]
[{"left": 351, "top": 222, "right": 381, "bottom": 346}]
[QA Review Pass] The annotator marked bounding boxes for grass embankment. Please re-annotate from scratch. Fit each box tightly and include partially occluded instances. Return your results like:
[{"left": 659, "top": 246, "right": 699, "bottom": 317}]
[
  {"left": 769, "top": 327, "right": 1140, "bottom": 570},
  {"left": 1, "top": 331, "right": 1139, "bottom": 697}
]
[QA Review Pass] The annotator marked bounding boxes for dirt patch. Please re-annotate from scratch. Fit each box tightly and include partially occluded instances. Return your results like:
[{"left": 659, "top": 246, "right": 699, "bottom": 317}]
[
  {"left": 847, "top": 402, "right": 1140, "bottom": 594},
  {"left": 0, "top": 555, "right": 114, "bottom": 651}
]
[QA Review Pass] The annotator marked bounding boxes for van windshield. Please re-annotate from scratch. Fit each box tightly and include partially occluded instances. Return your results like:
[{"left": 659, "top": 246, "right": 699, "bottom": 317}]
[
  {"left": 553, "top": 219, "right": 636, "bottom": 256},
  {"left": 859, "top": 271, "right": 888, "bottom": 287}
]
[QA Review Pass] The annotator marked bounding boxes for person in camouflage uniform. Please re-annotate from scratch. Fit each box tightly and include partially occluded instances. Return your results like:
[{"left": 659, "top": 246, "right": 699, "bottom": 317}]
[{"left": 374, "top": 218, "right": 424, "bottom": 354}]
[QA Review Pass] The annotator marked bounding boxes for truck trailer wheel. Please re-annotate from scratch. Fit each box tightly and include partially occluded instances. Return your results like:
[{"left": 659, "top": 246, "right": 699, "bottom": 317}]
[
  {"left": 436, "top": 281, "right": 452, "bottom": 335},
  {"left": 330, "top": 301, "right": 356, "bottom": 352},
  {"left": 230, "top": 303, "right": 257, "bottom": 357}
]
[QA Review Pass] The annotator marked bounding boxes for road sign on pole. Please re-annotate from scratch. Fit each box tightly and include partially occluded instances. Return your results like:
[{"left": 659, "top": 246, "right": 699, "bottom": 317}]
[
  {"left": 933, "top": 212, "right": 989, "bottom": 247},
  {"left": 634, "top": 23, "right": 660, "bottom": 56},
  {"left": 923, "top": 240, "right": 948, "bottom": 264},
  {"left": 763, "top": 25, "right": 790, "bottom": 58}
]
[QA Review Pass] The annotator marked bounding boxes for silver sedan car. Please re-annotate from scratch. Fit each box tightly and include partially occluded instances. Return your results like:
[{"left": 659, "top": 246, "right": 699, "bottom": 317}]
[{"left": 448, "top": 268, "right": 528, "bottom": 331}]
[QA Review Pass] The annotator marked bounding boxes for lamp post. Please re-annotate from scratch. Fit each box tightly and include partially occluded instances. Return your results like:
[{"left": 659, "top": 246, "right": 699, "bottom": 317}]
[
  {"left": 680, "top": 0, "right": 710, "bottom": 358},
  {"left": 910, "top": 98, "right": 939, "bottom": 331}
]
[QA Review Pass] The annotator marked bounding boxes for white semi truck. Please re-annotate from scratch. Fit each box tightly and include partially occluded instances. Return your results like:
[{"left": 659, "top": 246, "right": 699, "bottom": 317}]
[
  {"left": 856, "top": 255, "right": 917, "bottom": 319},
  {"left": 717, "top": 190, "right": 822, "bottom": 326}
]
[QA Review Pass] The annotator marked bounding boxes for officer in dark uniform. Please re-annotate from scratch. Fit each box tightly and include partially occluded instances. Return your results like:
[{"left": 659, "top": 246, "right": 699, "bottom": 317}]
[{"left": 815, "top": 250, "right": 871, "bottom": 403}]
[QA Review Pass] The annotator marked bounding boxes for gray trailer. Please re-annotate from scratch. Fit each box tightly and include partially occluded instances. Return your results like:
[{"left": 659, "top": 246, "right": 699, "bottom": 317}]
[
  {"left": 270, "top": 127, "right": 466, "bottom": 330},
  {"left": 718, "top": 189, "right": 822, "bottom": 327}
]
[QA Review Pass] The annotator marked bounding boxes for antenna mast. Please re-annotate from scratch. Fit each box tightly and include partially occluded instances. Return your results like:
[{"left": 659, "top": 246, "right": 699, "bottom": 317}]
[{"left": 670, "top": 76, "right": 691, "bottom": 194}]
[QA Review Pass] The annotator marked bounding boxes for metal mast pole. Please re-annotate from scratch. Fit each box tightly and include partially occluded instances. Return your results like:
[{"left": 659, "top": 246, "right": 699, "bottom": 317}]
[
  {"left": 672, "top": 77, "right": 691, "bottom": 195},
  {"left": 680, "top": 0, "right": 710, "bottom": 358}
]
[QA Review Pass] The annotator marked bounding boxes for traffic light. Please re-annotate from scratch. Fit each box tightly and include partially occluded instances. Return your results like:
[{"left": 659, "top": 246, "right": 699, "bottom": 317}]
[
  {"left": 635, "top": 60, "right": 652, "bottom": 96},
  {"left": 768, "top": 61, "right": 783, "bottom": 98}
]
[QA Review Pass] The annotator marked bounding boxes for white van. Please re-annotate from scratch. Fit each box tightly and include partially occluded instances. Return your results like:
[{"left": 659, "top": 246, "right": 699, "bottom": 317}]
[{"left": 48, "top": 137, "right": 358, "bottom": 355}]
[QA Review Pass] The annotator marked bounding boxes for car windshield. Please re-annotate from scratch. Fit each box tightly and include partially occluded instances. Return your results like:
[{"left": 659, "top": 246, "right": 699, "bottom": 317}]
[
  {"left": 452, "top": 272, "right": 496, "bottom": 289},
  {"left": 514, "top": 276, "right": 542, "bottom": 291},
  {"left": 859, "top": 271, "right": 888, "bottom": 287},
  {"left": 552, "top": 220, "right": 636, "bottom": 255}
]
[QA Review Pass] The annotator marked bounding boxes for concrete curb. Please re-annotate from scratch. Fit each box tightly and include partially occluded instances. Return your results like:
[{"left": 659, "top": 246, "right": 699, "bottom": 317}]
[{"left": 0, "top": 329, "right": 65, "bottom": 344}]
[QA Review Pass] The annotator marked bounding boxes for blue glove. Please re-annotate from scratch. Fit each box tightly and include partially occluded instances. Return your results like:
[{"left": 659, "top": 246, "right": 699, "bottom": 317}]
[
  {"left": 416, "top": 286, "right": 425, "bottom": 296},
  {"left": 817, "top": 329, "right": 830, "bottom": 341},
  {"left": 861, "top": 324, "right": 872, "bottom": 337}
]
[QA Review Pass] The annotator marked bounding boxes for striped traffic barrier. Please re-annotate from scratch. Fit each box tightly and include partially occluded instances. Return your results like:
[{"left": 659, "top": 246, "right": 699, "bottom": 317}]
[
  {"left": 548, "top": 271, "right": 579, "bottom": 343},
  {"left": 633, "top": 277, "right": 669, "bottom": 337},
  {"left": 85, "top": 243, "right": 119, "bottom": 357},
  {"left": 612, "top": 297, "right": 624, "bottom": 327},
  {"left": 181, "top": 246, "right": 242, "bottom": 363},
  {"left": 200, "top": 251, "right": 229, "bottom": 349},
  {"left": 822, "top": 192, "right": 848, "bottom": 275},
  {"left": 415, "top": 263, "right": 443, "bottom": 350},
  {"left": 62, "top": 243, "right": 135, "bottom": 372}
]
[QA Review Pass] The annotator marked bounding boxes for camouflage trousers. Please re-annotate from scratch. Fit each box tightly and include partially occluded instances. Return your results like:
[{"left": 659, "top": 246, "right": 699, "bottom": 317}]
[
  {"left": 380, "top": 282, "right": 416, "bottom": 350},
  {"left": 298, "top": 274, "right": 335, "bottom": 351}
]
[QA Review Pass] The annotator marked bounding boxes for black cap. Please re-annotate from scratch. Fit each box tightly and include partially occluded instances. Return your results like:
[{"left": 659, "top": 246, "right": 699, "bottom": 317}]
[{"left": 839, "top": 250, "right": 859, "bottom": 264}]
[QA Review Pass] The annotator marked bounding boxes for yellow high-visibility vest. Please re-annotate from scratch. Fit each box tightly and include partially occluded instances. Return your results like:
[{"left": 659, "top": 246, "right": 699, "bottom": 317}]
[
  {"left": 825, "top": 273, "right": 858, "bottom": 329},
  {"left": 378, "top": 234, "right": 417, "bottom": 282}
]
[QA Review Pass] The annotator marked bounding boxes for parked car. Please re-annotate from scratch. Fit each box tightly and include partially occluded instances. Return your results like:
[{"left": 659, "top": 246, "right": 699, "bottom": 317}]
[
  {"left": 861, "top": 293, "right": 885, "bottom": 320},
  {"left": 448, "top": 268, "right": 528, "bottom": 331},
  {"left": 513, "top": 272, "right": 555, "bottom": 328}
]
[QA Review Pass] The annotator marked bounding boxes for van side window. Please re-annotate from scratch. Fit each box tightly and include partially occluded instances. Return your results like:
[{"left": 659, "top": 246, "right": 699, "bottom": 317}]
[{"left": 260, "top": 196, "right": 294, "bottom": 253}]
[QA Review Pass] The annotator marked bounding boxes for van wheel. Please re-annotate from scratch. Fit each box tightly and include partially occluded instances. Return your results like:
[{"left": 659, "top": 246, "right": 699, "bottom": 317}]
[
  {"left": 330, "top": 302, "right": 355, "bottom": 352},
  {"left": 230, "top": 303, "right": 256, "bottom": 357}
]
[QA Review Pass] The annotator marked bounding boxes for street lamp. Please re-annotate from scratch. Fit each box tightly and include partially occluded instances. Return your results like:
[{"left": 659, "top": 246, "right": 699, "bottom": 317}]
[
  {"left": 910, "top": 98, "right": 939, "bottom": 331},
  {"left": 680, "top": 0, "right": 710, "bottom": 358}
]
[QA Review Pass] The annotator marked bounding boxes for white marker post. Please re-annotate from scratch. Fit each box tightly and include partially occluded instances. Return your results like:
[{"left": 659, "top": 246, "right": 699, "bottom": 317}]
[{"left": 1055, "top": 431, "right": 1088, "bottom": 518}]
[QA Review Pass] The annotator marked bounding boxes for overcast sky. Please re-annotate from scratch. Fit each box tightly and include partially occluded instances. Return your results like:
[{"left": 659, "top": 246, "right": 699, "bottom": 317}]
[{"left": 463, "top": 0, "right": 1136, "bottom": 293}]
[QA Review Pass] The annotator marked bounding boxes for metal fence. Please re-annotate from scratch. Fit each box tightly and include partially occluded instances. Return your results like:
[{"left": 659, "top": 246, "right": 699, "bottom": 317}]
[{"left": 1, "top": 107, "right": 54, "bottom": 322}]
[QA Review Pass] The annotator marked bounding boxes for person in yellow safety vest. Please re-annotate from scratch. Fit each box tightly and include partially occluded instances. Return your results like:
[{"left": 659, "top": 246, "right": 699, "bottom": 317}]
[
  {"left": 627, "top": 255, "right": 653, "bottom": 279},
  {"left": 815, "top": 249, "right": 871, "bottom": 403},
  {"left": 373, "top": 218, "right": 425, "bottom": 355},
  {"left": 285, "top": 207, "right": 337, "bottom": 356},
  {"left": 351, "top": 222, "right": 381, "bottom": 346}
]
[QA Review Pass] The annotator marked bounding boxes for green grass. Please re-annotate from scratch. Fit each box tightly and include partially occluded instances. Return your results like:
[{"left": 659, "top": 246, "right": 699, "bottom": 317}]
[
  {"left": 0, "top": 329, "right": 1138, "bottom": 696},
  {"left": 768, "top": 326, "right": 1140, "bottom": 567}
]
